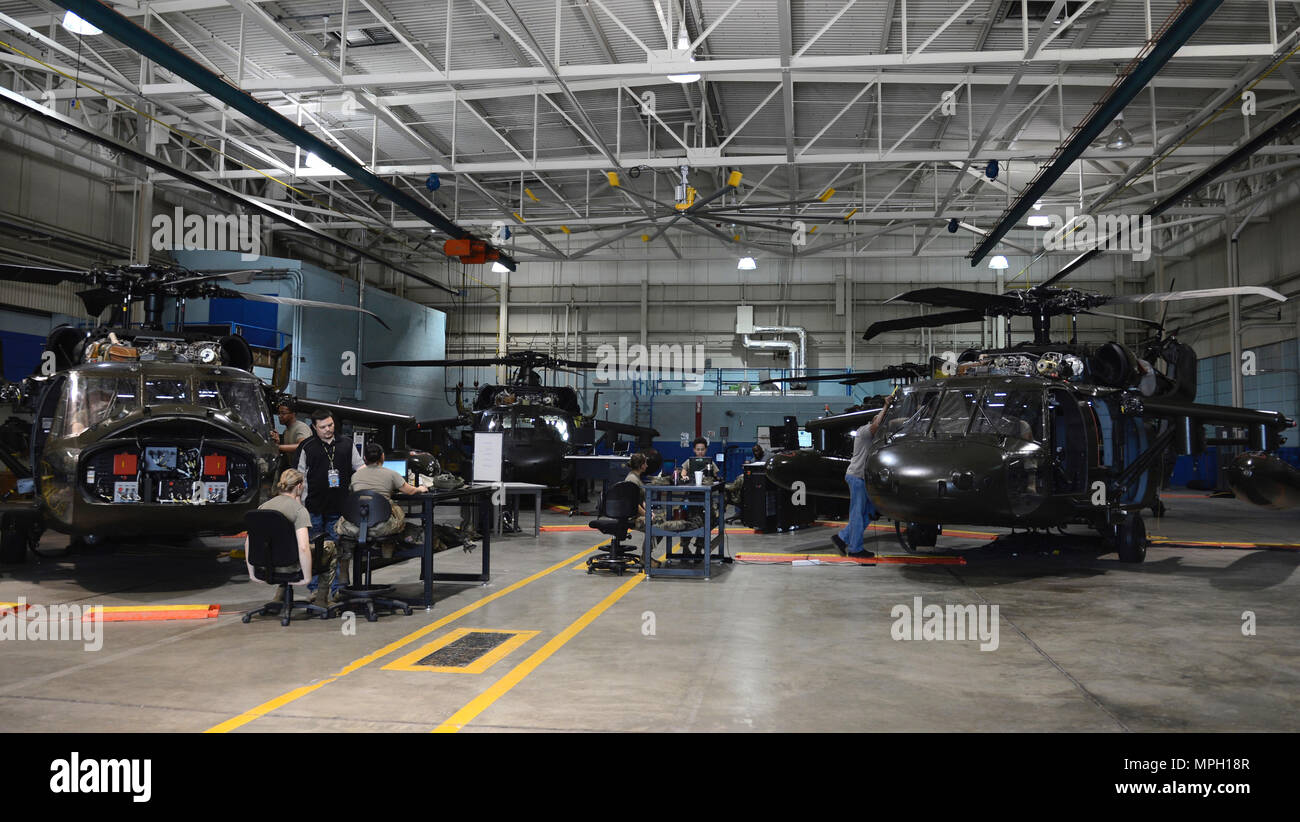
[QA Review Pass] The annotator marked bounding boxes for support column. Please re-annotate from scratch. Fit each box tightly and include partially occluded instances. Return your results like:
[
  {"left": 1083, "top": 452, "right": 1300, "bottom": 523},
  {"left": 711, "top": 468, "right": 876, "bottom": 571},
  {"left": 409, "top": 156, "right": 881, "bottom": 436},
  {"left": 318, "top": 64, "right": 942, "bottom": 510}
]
[
  {"left": 844, "top": 262, "right": 854, "bottom": 369},
  {"left": 640, "top": 275, "right": 648, "bottom": 352},
  {"left": 498, "top": 269, "right": 509, "bottom": 383},
  {"left": 1227, "top": 191, "right": 1244, "bottom": 408}
]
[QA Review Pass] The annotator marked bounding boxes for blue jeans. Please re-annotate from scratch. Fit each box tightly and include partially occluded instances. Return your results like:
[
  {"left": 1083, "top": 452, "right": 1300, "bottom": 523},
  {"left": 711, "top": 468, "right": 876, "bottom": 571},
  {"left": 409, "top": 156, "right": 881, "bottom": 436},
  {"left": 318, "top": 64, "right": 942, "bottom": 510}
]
[
  {"left": 838, "top": 475, "right": 873, "bottom": 553},
  {"left": 308, "top": 513, "right": 340, "bottom": 593}
]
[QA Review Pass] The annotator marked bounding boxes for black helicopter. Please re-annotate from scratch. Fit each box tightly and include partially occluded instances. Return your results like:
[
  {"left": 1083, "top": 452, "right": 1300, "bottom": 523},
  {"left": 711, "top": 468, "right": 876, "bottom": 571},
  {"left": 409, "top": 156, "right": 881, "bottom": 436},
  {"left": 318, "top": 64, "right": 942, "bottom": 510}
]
[
  {"left": 365, "top": 351, "right": 659, "bottom": 489},
  {"left": 0, "top": 262, "right": 410, "bottom": 561},
  {"left": 765, "top": 284, "right": 1294, "bottom": 562}
]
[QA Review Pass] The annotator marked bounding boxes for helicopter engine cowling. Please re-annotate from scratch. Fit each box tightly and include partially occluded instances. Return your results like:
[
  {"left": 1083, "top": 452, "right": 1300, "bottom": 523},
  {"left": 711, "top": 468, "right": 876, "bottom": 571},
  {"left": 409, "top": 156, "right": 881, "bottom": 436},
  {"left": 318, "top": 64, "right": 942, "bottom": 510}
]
[{"left": 1090, "top": 342, "right": 1139, "bottom": 388}]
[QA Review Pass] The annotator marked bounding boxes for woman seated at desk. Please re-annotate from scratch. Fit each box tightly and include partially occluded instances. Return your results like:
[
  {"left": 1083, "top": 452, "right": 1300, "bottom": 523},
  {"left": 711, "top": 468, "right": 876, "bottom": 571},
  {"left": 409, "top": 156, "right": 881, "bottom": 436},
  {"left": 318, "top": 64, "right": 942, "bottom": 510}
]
[{"left": 337, "top": 443, "right": 430, "bottom": 540}]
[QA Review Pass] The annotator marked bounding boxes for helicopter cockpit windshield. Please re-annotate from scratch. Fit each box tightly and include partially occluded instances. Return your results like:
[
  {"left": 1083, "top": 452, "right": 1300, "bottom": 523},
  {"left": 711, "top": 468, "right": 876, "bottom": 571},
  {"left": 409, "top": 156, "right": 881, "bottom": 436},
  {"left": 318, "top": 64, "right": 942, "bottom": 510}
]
[
  {"left": 196, "top": 379, "right": 271, "bottom": 438},
  {"left": 483, "top": 409, "right": 571, "bottom": 442},
  {"left": 881, "top": 386, "right": 1044, "bottom": 442},
  {"left": 56, "top": 374, "right": 140, "bottom": 437}
]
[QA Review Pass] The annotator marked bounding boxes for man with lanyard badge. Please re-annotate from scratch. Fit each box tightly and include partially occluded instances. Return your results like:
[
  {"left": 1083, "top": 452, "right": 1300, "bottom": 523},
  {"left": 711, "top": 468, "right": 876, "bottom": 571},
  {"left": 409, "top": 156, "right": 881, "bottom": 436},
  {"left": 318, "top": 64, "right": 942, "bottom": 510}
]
[{"left": 297, "top": 409, "right": 364, "bottom": 594}]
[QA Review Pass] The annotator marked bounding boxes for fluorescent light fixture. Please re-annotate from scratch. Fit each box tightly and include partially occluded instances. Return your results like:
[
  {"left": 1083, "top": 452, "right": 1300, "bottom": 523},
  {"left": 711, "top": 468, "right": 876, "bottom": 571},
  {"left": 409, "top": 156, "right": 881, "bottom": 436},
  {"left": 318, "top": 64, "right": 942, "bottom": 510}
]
[
  {"left": 667, "top": 64, "right": 700, "bottom": 83},
  {"left": 737, "top": 256, "right": 757, "bottom": 270},
  {"left": 988, "top": 255, "right": 1009, "bottom": 270},
  {"left": 491, "top": 261, "right": 510, "bottom": 274},
  {"left": 1033, "top": 200, "right": 1043, "bottom": 211},
  {"left": 303, "top": 152, "right": 334, "bottom": 171},
  {"left": 62, "top": 11, "right": 102, "bottom": 36},
  {"left": 1027, "top": 215, "right": 1051, "bottom": 227}
]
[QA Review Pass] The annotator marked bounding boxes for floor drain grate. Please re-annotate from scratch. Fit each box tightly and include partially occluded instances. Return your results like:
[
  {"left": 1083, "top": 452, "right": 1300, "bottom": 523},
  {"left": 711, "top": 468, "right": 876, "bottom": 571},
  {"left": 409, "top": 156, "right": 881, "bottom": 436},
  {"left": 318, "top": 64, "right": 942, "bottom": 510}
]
[
  {"left": 382, "top": 629, "right": 539, "bottom": 674},
  {"left": 415, "top": 631, "right": 516, "bottom": 667}
]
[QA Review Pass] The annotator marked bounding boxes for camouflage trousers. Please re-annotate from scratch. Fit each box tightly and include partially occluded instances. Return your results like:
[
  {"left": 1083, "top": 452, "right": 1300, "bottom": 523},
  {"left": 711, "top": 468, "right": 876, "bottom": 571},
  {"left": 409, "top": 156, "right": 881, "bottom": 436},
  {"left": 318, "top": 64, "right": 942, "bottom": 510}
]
[{"left": 272, "top": 538, "right": 338, "bottom": 606}]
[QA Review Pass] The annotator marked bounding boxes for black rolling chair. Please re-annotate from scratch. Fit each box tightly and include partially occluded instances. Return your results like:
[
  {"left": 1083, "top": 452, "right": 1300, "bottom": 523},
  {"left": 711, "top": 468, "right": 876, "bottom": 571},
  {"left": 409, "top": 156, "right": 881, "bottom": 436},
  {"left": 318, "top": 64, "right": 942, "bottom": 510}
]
[
  {"left": 587, "top": 480, "right": 645, "bottom": 576},
  {"left": 242, "top": 510, "right": 330, "bottom": 625},
  {"left": 329, "top": 491, "right": 413, "bottom": 622}
]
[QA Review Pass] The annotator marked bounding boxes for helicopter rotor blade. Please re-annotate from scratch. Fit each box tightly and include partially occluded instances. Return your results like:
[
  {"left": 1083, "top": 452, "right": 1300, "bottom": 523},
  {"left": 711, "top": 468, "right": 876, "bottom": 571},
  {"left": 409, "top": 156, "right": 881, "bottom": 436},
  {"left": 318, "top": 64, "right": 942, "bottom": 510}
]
[
  {"left": 169, "top": 268, "right": 289, "bottom": 288},
  {"left": 545, "top": 359, "right": 598, "bottom": 370},
  {"left": 227, "top": 291, "right": 391, "bottom": 329},
  {"left": 1156, "top": 277, "right": 1175, "bottom": 331},
  {"left": 885, "top": 287, "right": 1019, "bottom": 312},
  {"left": 758, "top": 373, "right": 855, "bottom": 386},
  {"left": 0, "top": 263, "right": 88, "bottom": 285},
  {"left": 1080, "top": 308, "right": 1164, "bottom": 330},
  {"left": 1110, "top": 286, "right": 1286, "bottom": 305},
  {"left": 864, "top": 309, "right": 986, "bottom": 341},
  {"left": 758, "top": 364, "right": 928, "bottom": 387},
  {"left": 365, "top": 358, "right": 500, "bottom": 369}
]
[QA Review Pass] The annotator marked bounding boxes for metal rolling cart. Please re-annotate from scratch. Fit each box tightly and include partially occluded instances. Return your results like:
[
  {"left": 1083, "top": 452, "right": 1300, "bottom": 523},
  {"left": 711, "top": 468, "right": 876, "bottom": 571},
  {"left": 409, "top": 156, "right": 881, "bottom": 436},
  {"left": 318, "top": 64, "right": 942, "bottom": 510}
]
[{"left": 642, "top": 480, "right": 731, "bottom": 579}]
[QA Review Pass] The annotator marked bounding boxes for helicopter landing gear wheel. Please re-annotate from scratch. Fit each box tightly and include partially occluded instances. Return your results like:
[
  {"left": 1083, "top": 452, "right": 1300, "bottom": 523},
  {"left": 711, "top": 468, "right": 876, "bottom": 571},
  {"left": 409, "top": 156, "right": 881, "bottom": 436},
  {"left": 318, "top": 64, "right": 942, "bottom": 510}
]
[
  {"left": 893, "top": 521, "right": 914, "bottom": 553},
  {"left": 894, "top": 521, "right": 940, "bottom": 553},
  {"left": 1113, "top": 514, "right": 1147, "bottom": 563}
]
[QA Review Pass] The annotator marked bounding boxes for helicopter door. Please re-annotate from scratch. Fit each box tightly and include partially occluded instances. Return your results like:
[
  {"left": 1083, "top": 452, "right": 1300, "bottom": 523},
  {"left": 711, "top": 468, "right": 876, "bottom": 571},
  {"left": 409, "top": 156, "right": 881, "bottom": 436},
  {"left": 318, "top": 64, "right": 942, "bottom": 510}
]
[
  {"left": 29, "top": 374, "right": 66, "bottom": 495},
  {"left": 1048, "top": 388, "right": 1086, "bottom": 493}
]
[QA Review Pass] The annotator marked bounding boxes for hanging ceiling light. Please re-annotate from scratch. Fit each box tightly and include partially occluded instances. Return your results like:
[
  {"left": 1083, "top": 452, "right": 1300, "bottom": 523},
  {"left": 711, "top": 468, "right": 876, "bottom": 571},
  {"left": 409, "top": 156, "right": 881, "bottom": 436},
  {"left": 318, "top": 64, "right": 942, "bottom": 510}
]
[
  {"left": 62, "top": 11, "right": 102, "bottom": 36},
  {"left": 737, "top": 256, "right": 757, "bottom": 270},
  {"left": 988, "top": 255, "right": 1009, "bottom": 270},
  {"left": 303, "top": 151, "right": 334, "bottom": 170},
  {"left": 1105, "top": 113, "right": 1134, "bottom": 150},
  {"left": 491, "top": 261, "right": 510, "bottom": 274},
  {"left": 1026, "top": 215, "right": 1051, "bottom": 227},
  {"left": 667, "top": 25, "right": 700, "bottom": 83}
]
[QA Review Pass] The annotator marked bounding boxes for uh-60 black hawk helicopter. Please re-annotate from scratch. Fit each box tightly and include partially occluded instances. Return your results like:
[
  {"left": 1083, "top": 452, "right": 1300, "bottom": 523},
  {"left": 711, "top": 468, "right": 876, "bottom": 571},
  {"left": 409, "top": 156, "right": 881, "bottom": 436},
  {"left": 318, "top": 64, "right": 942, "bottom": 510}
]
[
  {"left": 0, "top": 262, "right": 410, "bottom": 562},
  {"left": 365, "top": 350, "right": 659, "bottom": 490},
  {"left": 764, "top": 284, "right": 1294, "bottom": 563}
]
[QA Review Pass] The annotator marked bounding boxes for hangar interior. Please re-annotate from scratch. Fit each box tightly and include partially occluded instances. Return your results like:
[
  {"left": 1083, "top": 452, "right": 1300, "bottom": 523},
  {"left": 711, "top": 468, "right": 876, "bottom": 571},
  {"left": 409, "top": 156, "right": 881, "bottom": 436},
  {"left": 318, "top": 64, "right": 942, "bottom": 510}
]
[{"left": 2, "top": 0, "right": 1300, "bottom": 733}]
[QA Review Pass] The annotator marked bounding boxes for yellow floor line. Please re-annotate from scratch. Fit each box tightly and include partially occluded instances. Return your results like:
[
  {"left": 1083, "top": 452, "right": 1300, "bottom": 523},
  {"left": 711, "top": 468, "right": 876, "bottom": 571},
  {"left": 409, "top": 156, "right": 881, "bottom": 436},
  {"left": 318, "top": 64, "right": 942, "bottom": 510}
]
[
  {"left": 432, "top": 573, "right": 645, "bottom": 733},
  {"left": 204, "top": 542, "right": 604, "bottom": 733}
]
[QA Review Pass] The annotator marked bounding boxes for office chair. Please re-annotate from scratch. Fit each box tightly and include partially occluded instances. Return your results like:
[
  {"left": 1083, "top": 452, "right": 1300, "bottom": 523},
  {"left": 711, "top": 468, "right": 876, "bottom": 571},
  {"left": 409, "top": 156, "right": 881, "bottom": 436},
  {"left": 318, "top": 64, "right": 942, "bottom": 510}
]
[
  {"left": 587, "top": 480, "right": 645, "bottom": 576},
  {"left": 329, "top": 491, "right": 414, "bottom": 622},
  {"left": 242, "top": 510, "right": 330, "bottom": 626}
]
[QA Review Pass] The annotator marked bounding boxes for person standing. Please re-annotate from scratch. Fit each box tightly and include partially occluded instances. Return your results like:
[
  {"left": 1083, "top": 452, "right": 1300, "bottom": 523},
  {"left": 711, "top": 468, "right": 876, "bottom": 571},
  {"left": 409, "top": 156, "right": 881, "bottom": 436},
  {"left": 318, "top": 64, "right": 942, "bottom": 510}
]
[
  {"left": 832, "top": 395, "right": 892, "bottom": 560},
  {"left": 272, "top": 403, "right": 312, "bottom": 470},
  {"left": 297, "top": 410, "right": 364, "bottom": 594}
]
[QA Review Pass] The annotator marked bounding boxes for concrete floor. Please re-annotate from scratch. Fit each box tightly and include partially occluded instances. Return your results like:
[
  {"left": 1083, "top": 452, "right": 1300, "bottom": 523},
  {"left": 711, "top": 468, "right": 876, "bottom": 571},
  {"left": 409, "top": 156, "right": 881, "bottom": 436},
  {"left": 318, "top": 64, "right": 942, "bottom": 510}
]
[{"left": 1, "top": 493, "right": 1298, "bottom": 732}]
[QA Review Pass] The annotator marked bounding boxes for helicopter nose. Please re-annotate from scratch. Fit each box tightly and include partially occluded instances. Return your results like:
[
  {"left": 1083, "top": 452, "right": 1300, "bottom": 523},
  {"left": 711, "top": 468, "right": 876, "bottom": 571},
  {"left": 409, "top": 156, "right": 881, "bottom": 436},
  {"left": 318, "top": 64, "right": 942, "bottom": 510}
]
[{"left": 867, "top": 443, "right": 1005, "bottom": 523}]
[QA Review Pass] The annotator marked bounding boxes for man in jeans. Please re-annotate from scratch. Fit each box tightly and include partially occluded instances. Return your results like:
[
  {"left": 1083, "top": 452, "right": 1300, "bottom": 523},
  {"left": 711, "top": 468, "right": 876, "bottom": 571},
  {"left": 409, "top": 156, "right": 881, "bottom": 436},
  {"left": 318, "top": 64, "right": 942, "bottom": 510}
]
[
  {"left": 297, "top": 410, "right": 364, "bottom": 596},
  {"left": 832, "top": 395, "right": 892, "bottom": 560}
]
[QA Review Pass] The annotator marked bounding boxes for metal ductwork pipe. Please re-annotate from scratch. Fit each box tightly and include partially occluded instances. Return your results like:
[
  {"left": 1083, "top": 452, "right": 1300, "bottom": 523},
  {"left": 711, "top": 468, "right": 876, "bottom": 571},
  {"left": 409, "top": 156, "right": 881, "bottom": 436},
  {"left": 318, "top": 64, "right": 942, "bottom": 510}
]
[{"left": 745, "top": 325, "right": 808, "bottom": 379}]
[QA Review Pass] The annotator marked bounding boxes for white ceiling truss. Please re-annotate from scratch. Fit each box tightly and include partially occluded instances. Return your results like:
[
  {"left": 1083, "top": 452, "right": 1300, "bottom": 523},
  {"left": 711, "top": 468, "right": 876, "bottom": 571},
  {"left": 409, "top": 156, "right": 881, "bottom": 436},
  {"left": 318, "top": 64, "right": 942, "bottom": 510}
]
[{"left": 1, "top": 0, "right": 1300, "bottom": 283}]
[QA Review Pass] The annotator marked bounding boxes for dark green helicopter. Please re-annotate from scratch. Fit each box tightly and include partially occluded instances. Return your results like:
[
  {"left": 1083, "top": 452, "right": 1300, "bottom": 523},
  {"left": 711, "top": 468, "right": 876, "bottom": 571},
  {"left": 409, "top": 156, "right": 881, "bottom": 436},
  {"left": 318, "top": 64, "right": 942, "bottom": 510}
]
[
  {"left": 0, "top": 262, "right": 410, "bottom": 561},
  {"left": 365, "top": 351, "right": 658, "bottom": 489},
  {"left": 764, "top": 285, "right": 1294, "bottom": 562}
]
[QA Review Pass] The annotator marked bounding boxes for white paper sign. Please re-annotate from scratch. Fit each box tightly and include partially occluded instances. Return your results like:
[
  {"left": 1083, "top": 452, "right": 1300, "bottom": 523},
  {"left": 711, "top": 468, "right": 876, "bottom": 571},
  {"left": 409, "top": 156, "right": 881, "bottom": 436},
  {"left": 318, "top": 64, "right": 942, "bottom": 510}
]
[{"left": 473, "top": 432, "right": 504, "bottom": 483}]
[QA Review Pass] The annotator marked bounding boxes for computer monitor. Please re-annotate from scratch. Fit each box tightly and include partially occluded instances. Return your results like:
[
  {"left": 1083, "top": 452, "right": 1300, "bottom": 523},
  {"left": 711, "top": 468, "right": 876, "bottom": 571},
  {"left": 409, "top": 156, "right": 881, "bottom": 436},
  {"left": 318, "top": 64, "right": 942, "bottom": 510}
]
[
  {"left": 797, "top": 428, "right": 812, "bottom": 448},
  {"left": 382, "top": 460, "right": 407, "bottom": 476}
]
